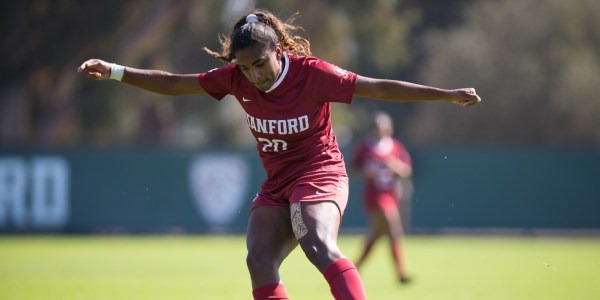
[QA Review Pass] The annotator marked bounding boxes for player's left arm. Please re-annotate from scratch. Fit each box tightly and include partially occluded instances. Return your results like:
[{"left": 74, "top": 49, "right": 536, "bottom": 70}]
[{"left": 353, "top": 75, "right": 481, "bottom": 107}]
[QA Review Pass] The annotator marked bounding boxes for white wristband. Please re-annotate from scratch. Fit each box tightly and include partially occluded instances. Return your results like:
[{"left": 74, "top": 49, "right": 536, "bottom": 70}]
[{"left": 109, "top": 63, "right": 125, "bottom": 81}]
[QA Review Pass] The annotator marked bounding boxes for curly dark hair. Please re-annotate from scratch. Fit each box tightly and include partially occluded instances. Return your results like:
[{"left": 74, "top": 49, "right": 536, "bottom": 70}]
[{"left": 203, "top": 8, "right": 311, "bottom": 63}]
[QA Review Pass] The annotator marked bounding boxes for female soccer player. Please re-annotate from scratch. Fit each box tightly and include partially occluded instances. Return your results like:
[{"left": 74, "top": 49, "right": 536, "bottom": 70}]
[
  {"left": 78, "top": 9, "right": 481, "bottom": 300},
  {"left": 352, "top": 111, "right": 413, "bottom": 284}
]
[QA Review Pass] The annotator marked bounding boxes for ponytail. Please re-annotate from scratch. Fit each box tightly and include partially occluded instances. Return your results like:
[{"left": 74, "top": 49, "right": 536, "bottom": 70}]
[{"left": 203, "top": 9, "right": 311, "bottom": 63}]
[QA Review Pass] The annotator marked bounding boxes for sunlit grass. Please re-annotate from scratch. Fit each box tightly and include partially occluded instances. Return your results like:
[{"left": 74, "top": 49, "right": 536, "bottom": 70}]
[{"left": 1, "top": 235, "right": 599, "bottom": 300}]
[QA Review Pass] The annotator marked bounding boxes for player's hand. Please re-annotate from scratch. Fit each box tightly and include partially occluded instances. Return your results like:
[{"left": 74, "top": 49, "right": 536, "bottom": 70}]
[
  {"left": 450, "top": 88, "right": 481, "bottom": 107},
  {"left": 77, "top": 59, "right": 112, "bottom": 80}
]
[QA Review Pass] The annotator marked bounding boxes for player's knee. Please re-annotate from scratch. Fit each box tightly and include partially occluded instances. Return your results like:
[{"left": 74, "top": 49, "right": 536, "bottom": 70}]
[
  {"left": 246, "top": 249, "right": 275, "bottom": 273},
  {"left": 299, "top": 237, "right": 343, "bottom": 270},
  {"left": 299, "top": 238, "right": 324, "bottom": 266}
]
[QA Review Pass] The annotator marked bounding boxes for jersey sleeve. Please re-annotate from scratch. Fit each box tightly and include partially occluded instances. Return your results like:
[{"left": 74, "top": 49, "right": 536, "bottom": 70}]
[
  {"left": 306, "top": 58, "right": 357, "bottom": 104},
  {"left": 395, "top": 140, "right": 412, "bottom": 165},
  {"left": 197, "top": 65, "right": 238, "bottom": 100}
]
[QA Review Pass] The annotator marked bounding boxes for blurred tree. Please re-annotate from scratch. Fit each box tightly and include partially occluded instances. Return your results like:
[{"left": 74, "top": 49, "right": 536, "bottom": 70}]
[
  {"left": 6, "top": 0, "right": 594, "bottom": 149},
  {"left": 1, "top": 0, "right": 125, "bottom": 146},
  {"left": 411, "top": 0, "right": 600, "bottom": 146},
  {"left": 1, "top": 0, "right": 428, "bottom": 148}
]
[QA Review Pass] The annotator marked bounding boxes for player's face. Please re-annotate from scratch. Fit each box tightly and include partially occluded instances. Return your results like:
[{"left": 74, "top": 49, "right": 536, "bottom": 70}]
[
  {"left": 235, "top": 44, "right": 283, "bottom": 91},
  {"left": 372, "top": 115, "right": 393, "bottom": 139}
]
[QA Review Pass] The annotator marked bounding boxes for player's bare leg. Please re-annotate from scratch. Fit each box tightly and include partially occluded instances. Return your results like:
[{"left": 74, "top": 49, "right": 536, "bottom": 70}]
[
  {"left": 296, "top": 201, "right": 367, "bottom": 299},
  {"left": 384, "top": 208, "right": 410, "bottom": 283},
  {"left": 294, "top": 201, "right": 343, "bottom": 270},
  {"left": 247, "top": 206, "right": 298, "bottom": 297},
  {"left": 355, "top": 210, "right": 387, "bottom": 270}
]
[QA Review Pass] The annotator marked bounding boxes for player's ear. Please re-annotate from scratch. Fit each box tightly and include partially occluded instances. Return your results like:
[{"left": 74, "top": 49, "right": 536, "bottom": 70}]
[{"left": 275, "top": 44, "right": 283, "bottom": 59}]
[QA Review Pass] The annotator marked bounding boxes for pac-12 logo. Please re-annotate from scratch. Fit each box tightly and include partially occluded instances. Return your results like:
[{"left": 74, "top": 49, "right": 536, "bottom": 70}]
[{"left": 189, "top": 154, "right": 249, "bottom": 230}]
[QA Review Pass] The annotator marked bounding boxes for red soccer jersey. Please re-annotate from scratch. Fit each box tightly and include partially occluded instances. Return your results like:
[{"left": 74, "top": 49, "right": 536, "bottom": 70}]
[
  {"left": 197, "top": 53, "right": 357, "bottom": 195},
  {"left": 353, "top": 137, "right": 412, "bottom": 212}
]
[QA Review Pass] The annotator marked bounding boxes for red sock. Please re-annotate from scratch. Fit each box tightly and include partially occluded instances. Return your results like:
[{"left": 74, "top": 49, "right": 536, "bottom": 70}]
[
  {"left": 323, "top": 258, "right": 367, "bottom": 300},
  {"left": 252, "top": 283, "right": 289, "bottom": 300}
]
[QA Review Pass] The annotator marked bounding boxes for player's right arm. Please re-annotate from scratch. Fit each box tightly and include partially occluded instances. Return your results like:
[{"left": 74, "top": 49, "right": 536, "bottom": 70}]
[
  {"left": 384, "top": 158, "right": 412, "bottom": 178},
  {"left": 77, "top": 59, "right": 206, "bottom": 96}
]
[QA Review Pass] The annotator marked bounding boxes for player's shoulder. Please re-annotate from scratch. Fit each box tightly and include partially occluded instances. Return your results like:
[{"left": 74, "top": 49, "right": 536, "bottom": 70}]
[
  {"left": 392, "top": 139, "right": 411, "bottom": 158},
  {"left": 288, "top": 53, "right": 315, "bottom": 63},
  {"left": 205, "top": 63, "right": 237, "bottom": 73},
  {"left": 289, "top": 53, "right": 352, "bottom": 79},
  {"left": 288, "top": 53, "right": 328, "bottom": 69},
  {"left": 392, "top": 139, "right": 407, "bottom": 149},
  {"left": 201, "top": 63, "right": 240, "bottom": 80},
  {"left": 358, "top": 139, "right": 374, "bottom": 151},
  {"left": 214, "top": 63, "right": 249, "bottom": 82}
]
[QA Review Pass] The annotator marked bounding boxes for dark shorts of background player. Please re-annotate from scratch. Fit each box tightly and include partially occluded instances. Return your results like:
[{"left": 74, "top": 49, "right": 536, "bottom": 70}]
[{"left": 251, "top": 173, "right": 350, "bottom": 217}]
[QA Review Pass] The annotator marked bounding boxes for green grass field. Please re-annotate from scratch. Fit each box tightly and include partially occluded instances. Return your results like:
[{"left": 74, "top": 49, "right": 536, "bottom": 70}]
[{"left": 1, "top": 235, "right": 599, "bottom": 299}]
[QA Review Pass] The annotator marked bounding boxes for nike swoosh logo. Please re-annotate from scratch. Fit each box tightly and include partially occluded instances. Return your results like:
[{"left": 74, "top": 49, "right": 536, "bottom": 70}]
[
  {"left": 242, "top": 97, "right": 252, "bottom": 102},
  {"left": 315, "top": 190, "right": 327, "bottom": 195}
]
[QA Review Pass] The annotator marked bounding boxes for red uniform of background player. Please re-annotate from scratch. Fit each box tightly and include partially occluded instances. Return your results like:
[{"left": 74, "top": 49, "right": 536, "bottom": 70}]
[
  {"left": 78, "top": 8, "right": 481, "bottom": 300},
  {"left": 353, "top": 111, "right": 413, "bottom": 284}
]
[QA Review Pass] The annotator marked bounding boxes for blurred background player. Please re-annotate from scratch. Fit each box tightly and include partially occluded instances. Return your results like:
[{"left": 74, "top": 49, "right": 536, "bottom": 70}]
[
  {"left": 353, "top": 111, "right": 413, "bottom": 284},
  {"left": 78, "top": 8, "right": 480, "bottom": 300}
]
